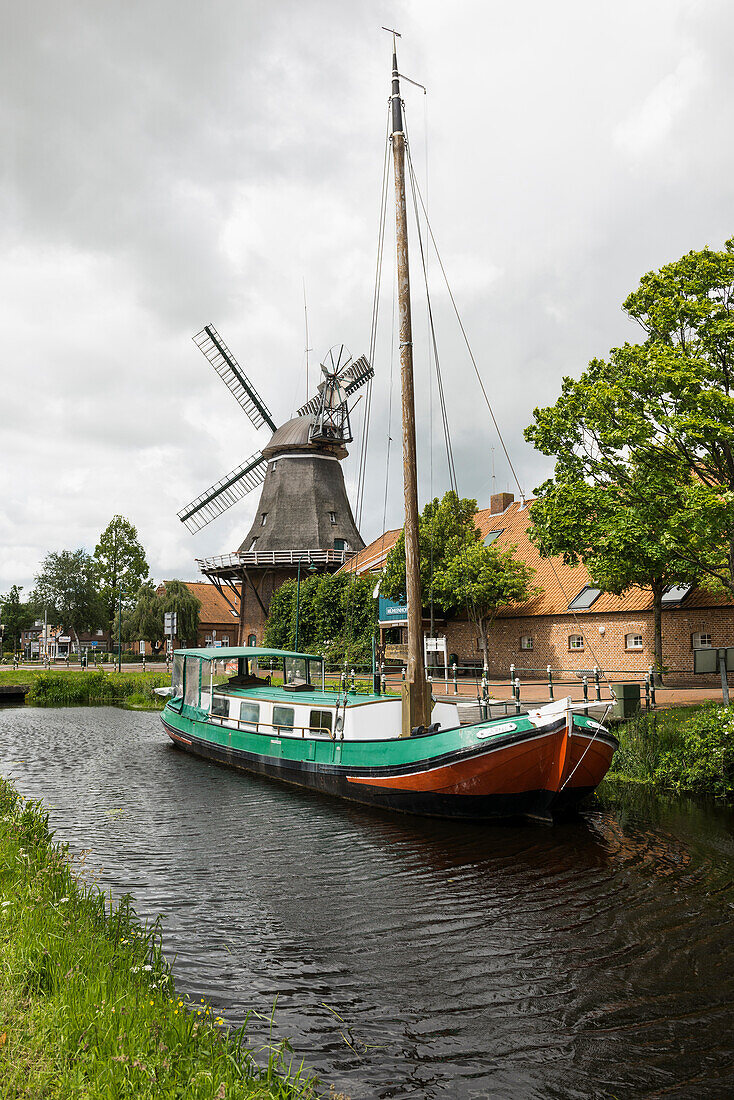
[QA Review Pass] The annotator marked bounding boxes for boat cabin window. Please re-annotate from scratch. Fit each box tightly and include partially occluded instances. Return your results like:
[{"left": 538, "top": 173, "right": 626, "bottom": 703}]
[
  {"left": 309, "top": 709, "right": 332, "bottom": 737},
  {"left": 184, "top": 657, "right": 200, "bottom": 708},
  {"left": 273, "top": 705, "right": 294, "bottom": 731},
  {"left": 172, "top": 654, "right": 184, "bottom": 699},
  {"left": 239, "top": 702, "right": 260, "bottom": 728},
  {"left": 285, "top": 656, "right": 309, "bottom": 687},
  {"left": 211, "top": 694, "right": 229, "bottom": 718}
]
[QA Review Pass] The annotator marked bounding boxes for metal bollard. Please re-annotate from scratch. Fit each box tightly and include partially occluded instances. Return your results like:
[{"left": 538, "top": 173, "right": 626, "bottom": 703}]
[
  {"left": 594, "top": 665, "right": 601, "bottom": 701},
  {"left": 452, "top": 661, "right": 458, "bottom": 695},
  {"left": 547, "top": 665, "right": 554, "bottom": 701},
  {"left": 650, "top": 677, "right": 656, "bottom": 708},
  {"left": 583, "top": 676, "right": 588, "bottom": 704},
  {"left": 644, "top": 672, "right": 650, "bottom": 711},
  {"left": 350, "top": 668, "right": 355, "bottom": 691},
  {"left": 481, "top": 669, "right": 488, "bottom": 699},
  {"left": 380, "top": 672, "right": 386, "bottom": 693},
  {"left": 514, "top": 677, "right": 521, "bottom": 714},
  {"left": 402, "top": 665, "right": 406, "bottom": 681}
]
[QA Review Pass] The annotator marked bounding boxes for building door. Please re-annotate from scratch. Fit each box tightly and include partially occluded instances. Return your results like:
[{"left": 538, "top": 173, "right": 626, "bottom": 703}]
[{"left": 247, "top": 633, "right": 257, "bottom": 647}]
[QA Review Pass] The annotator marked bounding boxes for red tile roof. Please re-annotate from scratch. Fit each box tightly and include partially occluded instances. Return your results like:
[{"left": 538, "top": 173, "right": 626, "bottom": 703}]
[
  {"left": 158, "top": 581, "right": 240, "bottom": 626},
  {"left": 347, "top": 500, "right": 731, "bottom": 617}
]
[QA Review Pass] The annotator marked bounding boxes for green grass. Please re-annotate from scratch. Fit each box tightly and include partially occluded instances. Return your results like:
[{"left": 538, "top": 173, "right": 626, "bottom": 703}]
[
  {"left": 0, "top": 776, "right": 319, "bottom": 1099},
  {"left": 608, "top": 703, "right": 734, "bottom": 797}
]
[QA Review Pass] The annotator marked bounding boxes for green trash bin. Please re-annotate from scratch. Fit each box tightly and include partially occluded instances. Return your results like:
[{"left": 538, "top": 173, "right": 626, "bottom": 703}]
[{"left": 613, "top": 682, "right": 641, "bottom": 719}]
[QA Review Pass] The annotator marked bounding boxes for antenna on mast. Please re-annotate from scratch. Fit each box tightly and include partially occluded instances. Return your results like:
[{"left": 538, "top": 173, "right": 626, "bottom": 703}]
[{"left": 302, "top": 278, "right": 312, "bottom": 403}]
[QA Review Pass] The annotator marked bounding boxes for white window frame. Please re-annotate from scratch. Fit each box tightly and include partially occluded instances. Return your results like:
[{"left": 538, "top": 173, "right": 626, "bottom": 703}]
[
  {"left": 520, "top": 635, "right": 533, "bottom": 651},
  {"left": 625, "top": 633, "right": 644, "bottom": 650},
  {"left": 692, "top": 632, "right": 712, "bottom": 650},
  {"left": 568, "top": 635, "right": 584, "bottom": 651}
]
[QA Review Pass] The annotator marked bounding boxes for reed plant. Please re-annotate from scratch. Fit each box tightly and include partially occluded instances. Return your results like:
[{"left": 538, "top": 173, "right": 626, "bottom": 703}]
[
  {"left": 608, "top": 704, "right": 734, "bottom": 797},
  {"left": 0, "top": 776, "right": 317, "bottom": 1098}
]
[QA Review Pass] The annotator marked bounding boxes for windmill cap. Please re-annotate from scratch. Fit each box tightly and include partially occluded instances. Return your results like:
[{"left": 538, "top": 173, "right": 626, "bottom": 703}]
[{"left": 262, "top": 415, "right": 348, "bottom": 460}]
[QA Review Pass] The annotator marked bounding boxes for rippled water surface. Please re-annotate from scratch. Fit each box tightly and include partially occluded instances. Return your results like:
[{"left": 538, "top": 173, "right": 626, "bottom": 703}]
[{"left": 1, "top": 706, "right": 733, "bottom": 1098}]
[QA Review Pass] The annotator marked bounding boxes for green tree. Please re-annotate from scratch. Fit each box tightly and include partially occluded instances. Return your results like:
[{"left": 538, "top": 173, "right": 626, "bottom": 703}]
[
  {"left": 263, "top": 572, "right": 377, "bottom": 665},
  {"left": 527, "top": 466, "right": 696, "bottom": 676},
  {"left": 527, "top": 238, "right": 734, "bottom": 598},
  {"left": 159, "top": 580, "right": 201, "bottom": 647},
  {"left": 381, "top": 491, "right": 479, "bottom": 613},
  {"left": 33, "top": 550, "right": 105, "bottom": 653},
  {"left": 94, "top": 516, "right": 149, "bottom": 631},
  {"left": 434, "top": 540, "right": 537, "bottom": 669},
  {"left": 128, "top": 582, "right": 165, "bottom": 650},
  {"left": 0, "top": 585, "right": 36, "bottom": 654}
]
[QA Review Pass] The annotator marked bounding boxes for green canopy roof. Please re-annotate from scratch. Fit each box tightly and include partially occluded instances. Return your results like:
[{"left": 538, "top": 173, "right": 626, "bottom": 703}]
[{"left": 173, "top": 646, "right": 322, "bottom": 662}]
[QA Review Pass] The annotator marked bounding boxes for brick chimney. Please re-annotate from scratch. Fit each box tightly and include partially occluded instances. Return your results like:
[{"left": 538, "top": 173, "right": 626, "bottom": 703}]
[{"left": 490, "top": 491, "right": 514, "bottom": 515}]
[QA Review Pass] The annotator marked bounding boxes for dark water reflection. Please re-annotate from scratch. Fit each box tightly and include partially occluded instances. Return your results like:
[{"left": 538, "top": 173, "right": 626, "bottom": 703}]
[{"left": 1, "top": 706, "right": 733, "bottom": 1099}]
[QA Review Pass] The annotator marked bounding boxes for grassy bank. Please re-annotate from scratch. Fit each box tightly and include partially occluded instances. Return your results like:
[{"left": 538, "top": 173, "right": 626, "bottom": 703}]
[
  {"left": 0, "top": 669, "right": 170, "bottom": 710},
  {"left": 607, "top": 703, "right": 734, "bottom": 797},
  {"left": 0, "top": 776, "right": 317, "bottom": 1098}
]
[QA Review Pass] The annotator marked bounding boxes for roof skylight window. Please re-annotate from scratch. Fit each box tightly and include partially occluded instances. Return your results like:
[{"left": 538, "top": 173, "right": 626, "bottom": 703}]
[
  {"left": 661, "top": 584, "right": 692, "bottom": 605},
  {"left": 567, "top": 586, "right": 602, "bottom": 610},
  {"left": 483, "top": 530, "right": 503, "bottom": 546}
]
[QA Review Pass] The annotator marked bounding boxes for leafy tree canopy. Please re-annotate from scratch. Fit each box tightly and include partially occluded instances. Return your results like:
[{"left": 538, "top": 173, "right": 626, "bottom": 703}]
[
  {"left": 381, "top": 492, "right": 480, "bottom": 612},
  {"left": 264, "top": 572, "right": 377, "bottom": 666},
  {"left": 128, "top": 582, "right": 165, "bottom": 648},
  {"left": 382, "top": 491, "right": 537, "bottom": 666},
  {"left": 525, "top": 237, "right": 734, "bottom": 598},
  {"left": 159, "top": 580, "right": 201, "bottom": 647},
  {"left": 434, "top": 540, "right": 537, "bottom": 667},
  {"left": 32, "top": 550, "right": 105, "bottom": 650},
  {"left": 94, "top": 516, "right": 149, "bottom": 627},
  {"left": 0, "top": 585, "right": 37, "bottom": 651}
]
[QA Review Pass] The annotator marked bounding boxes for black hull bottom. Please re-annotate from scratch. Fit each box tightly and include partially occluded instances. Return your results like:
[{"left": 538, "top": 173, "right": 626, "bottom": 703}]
[{"left": 163, "top": 720, "right": 596, "bottom": 823}]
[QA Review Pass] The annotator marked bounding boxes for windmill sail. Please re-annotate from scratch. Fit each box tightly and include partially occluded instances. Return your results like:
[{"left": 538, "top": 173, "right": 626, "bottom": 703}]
[
  {"left": 177, "top": 451, "right": 268, "bottom": 533},
  {"left": 340, "top": 355, "right": 374, "bottom": 396},
  {"left": 193, "top": 325, "right": 277, "bottom": 433},
  {"left": 296, "top": 354, "right": 373, "bottom": 418}
]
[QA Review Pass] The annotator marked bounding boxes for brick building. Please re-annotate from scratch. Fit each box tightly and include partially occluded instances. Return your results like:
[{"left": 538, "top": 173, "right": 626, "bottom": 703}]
[{"left": 346, "top": 492, "right": 734, "bottom": 682}]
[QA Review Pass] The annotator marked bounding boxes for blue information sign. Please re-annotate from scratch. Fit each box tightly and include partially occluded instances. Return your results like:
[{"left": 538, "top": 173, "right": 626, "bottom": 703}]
[{"left": 378, "top": 596, "right": 409, "bottom": 625}]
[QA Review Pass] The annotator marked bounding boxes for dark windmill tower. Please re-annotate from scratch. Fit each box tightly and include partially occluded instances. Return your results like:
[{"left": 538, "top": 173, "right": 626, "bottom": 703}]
[{"left": 177, "top": 326, "right": 372, "bottom": 644}]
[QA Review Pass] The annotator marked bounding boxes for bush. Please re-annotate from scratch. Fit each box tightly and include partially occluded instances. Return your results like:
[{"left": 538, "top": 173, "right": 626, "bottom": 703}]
[{"left": 610, "top": 704, "right": 734, "bottom": 797}]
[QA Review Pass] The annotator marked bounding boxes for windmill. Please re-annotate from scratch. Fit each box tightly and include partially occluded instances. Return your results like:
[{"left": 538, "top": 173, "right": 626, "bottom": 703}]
[{"left": 178, "top": 324, "right": 372, "bottom": 555}]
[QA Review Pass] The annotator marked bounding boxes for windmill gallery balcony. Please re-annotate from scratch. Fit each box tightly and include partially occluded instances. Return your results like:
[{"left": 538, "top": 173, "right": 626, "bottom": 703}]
[{"left": 196, "top": 547, "right": 356, "bottom": 582}]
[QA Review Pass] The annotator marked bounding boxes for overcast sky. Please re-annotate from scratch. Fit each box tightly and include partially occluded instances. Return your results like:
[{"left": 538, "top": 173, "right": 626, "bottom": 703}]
[{"left": 2, "top": 0, "right": 733, "bottom": 594}]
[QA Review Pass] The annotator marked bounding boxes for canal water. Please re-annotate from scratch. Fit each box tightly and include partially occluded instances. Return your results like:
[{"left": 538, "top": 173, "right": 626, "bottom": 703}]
[{"left": 1, "top": 706, "right": 733, "bottom": 1099}]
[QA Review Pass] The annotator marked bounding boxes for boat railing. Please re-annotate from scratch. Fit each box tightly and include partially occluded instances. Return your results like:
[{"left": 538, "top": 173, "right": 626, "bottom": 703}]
[{"left": 208, "top": 714, "right": 334, "bottom": 740}]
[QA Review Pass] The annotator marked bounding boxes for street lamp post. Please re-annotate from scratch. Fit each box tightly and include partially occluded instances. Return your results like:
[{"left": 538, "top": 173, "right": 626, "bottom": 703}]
[{"left": 117, "top": 585, "right": 122, "bottom": 674}]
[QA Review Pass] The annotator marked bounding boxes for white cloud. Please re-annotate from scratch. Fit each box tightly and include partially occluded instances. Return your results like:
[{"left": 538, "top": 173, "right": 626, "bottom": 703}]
[
  {"left": 614, "top": 51, "right": 707, "bottom": 160},
  {"left": 1, "top": 0, "right": 733, "bottom": 594}
]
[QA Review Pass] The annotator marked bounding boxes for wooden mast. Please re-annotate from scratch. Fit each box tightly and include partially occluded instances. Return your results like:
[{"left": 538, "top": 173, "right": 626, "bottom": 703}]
[{"left": 389, "top": 37, "right": 431, "bottom": 735}]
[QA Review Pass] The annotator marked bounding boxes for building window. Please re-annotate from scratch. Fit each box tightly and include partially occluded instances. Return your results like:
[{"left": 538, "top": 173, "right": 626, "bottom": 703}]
[
  {"left": 484, "top": 530, "right": 503, "bottom": 546},
  {"left": 260, "top": 513, "right": 268, "bottom": 526},
  {"left": 205, "top": 634, "right": 213, "bottom": 646},
  {"left": 222, "top": 635, "right": 229, "bottom": 646},
  {"left": 329, "top": 511, "right": 337, "bottom": 525},
  {"left": 247, "top": 633, "right": 256, "bottom": 647},
  {"left": 625, "top": 633, "right": 644, "bottom": 650},
  {"left": 249, "top": 538, "right": 258, "bottom": 551},
  {"left": 692, "top": 632, "right": 712, "bottom": 649},
  {"left": 334, "top": 538, "right": 347, "bottom": 551},
  {"left": 520, "top": 635, "right": 533, "bottom": 650},
  {"left": 567, "top": 586, "right": 602, "bottom": 611},
  {"left": 568, "top": 635, "right": 584, "bottom": 650}
]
